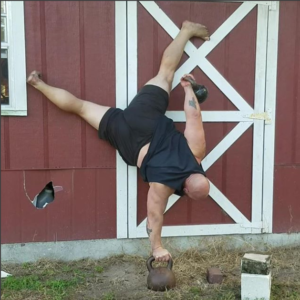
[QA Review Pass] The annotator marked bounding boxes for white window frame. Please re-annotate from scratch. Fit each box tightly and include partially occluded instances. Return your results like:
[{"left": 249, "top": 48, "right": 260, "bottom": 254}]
[{"left": 1, "top": 1, "right": 27, "bottom": 116}]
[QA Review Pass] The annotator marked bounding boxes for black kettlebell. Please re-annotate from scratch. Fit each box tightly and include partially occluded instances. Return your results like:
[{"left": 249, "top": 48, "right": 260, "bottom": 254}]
[
  {"left": 32, "top": 181, "right": 55, "bottom": 209},
  {"left": 183, "top": 76, "right": 208, "bottom": 104},
  {"left": 146, "top": 256, "right": 176, "bottom": 291}
]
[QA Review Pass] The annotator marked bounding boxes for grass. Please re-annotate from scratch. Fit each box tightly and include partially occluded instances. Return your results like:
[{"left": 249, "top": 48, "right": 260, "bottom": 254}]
[
  {"left": 1, "top": 275, "right": 79, "bottom": 300},
  {"left": 1, "top": 243, "right": 300, "bottom": 300},
  {"left": 102, "top": 292, "right": 116, "bottom": 300},
  {"left": 2, "top": 275, "right": 42, "bottom": 291},
  {"left": 271, "top": 283, "right": 300, "bottom": 300},
  {"left": 189, "top": 286, "right": 202, "bottom": 296},
  {"left": 95, "top": 265, "right": 104, "bottom": 273}
]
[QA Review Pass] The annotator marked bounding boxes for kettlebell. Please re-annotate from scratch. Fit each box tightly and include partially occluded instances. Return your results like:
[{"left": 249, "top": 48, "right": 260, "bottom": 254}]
[
  {"left": 183, "top": 76, "right": 208, "bottom": 104},
  {"left": 146, "top": 256, "right": 176, "bottom": 291}
]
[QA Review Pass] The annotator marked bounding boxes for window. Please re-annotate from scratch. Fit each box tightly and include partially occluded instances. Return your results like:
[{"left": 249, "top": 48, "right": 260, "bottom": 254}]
[{"left": 1, "top": 1, "right": 27, "bottom": 116}]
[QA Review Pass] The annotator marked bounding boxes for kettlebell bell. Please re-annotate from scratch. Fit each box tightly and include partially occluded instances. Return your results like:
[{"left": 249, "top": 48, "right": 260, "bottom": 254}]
[
  {"left": 146, "top": 256, "right": 176, "bottom": 291},
  {"left": 183, "top": 76, "right": 208, "bottom": 104}
]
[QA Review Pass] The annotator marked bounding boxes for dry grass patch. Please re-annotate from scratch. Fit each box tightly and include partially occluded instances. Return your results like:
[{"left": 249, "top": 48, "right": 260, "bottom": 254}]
[{"left": 1, "top": 242, "right": 300, "bottom": 300}]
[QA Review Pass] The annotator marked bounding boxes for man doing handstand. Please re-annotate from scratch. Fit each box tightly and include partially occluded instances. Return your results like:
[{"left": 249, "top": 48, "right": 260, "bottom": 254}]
[{"left": 27, "top": 20, "right": 211, "bottom": 262}]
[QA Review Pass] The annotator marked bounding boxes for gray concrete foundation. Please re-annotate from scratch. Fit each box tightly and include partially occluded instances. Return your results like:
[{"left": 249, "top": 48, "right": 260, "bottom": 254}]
[{"left": 1, "top": 233, "right": 300, "bottom": 263}]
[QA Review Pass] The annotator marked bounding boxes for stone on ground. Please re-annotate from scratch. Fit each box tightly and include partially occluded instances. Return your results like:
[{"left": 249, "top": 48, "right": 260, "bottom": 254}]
[
  {"left": 207, "top": 267, "right": 223, "bottom": 284},
  {"left": 241, "top": 253, "right": 272, "bottom": 275}
]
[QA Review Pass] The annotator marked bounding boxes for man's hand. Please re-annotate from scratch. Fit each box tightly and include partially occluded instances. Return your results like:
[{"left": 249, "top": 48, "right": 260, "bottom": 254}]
[
  {"left": 180, "top": 73, "right": 196, "bottom": 88},
  {"left": 153, "top": 246, "right": 172, "bottom": 262}
]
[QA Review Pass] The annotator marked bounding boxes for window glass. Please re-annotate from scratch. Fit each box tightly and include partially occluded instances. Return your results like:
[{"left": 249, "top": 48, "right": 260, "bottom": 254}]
[
  {"left": 1, "top": 1, "right": 28, "bottom": 115},
  {"left": 1, "top": 49, "right": 9, "bottom": 105},
  {"left": 1, "top": 2, "right": 6, "bottom": 14},
  {"left": 1, "top": 16, "right": 7, "bottom": 42},
  {"left": 1, "top": 2, "right": 9, "bottom": 105}
]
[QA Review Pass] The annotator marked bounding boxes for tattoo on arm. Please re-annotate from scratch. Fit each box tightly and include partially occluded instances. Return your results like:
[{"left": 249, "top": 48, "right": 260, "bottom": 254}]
[
  {"left": 189, "top": 97, "right": 197, "bottom": 110},
  {"left": 146, "top": 226, "right": 152, "bottom": 237},
  {"left": 146, "top": 218, "right": 152, "bottom": 237}
]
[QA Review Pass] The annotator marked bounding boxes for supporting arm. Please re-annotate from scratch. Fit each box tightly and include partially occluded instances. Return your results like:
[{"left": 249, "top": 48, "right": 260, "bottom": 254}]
[{"left": 146, "top": 182, "right": 174, "bottom": 262}]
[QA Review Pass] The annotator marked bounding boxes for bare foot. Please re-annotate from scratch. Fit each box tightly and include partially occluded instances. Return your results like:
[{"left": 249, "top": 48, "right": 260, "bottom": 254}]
[
  {"left": 27, "top": 71, "right": 42, "bottom": 87},
  {"left": 182, "top": 20, "right": 210, "bottom": 41}
]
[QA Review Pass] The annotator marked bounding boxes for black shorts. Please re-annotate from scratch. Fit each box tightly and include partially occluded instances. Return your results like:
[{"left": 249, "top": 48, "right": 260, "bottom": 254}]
[{"left": 98, "top": 85, "right": 169, "bottom": 166}]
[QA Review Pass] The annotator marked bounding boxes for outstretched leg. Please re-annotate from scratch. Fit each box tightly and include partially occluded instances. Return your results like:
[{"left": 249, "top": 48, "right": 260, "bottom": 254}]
[
  {"left": 146, "top": 21, "right": 210, "bottom": 94},
  {"left": 27, "top": 71, "right": 110, "bottom": 130}
]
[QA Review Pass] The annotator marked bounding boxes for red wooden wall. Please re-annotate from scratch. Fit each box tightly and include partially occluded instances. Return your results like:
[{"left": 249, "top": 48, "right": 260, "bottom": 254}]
[
  {"left": 1, "top": 1, "right": 117, "bottom": 243},
  {"left": 1, "top": 1, "right": 300, "bottom": 244},
  {"left": 273, "top": 1, "right": 300, "bottom": 233},
  {"left": 136, "top": 1, "right": 256, "bottom": 226}
]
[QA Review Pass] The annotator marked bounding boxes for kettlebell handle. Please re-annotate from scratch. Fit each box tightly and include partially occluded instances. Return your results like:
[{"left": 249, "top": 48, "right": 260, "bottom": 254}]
[
  {"left": 146, "top": 256, "right": 173, "bottom": 272},
  {"left": 182, "top": 76, "right": 197, "bottom": 88}
]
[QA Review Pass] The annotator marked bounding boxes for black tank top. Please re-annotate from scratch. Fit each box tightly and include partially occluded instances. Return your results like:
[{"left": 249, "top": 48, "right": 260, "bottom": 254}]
[{"left": 140, "top": 115, "right": 206, "bottom": 196}]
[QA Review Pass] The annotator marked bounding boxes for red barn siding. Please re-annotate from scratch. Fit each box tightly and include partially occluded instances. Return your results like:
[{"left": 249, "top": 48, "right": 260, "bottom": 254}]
[
  {"left": 1, "top": 1, "right": 117, "bottom": 244},
  {"left": 1, "top": 1, "right": 300, "bottom": 245},
  {"left": 1, "top": 169, "right": 116, "bottom": 243},
  {"left": 137, "top": 2, "right": 255, "bottom": 226},
  {"left": 273, "top": 1, "right": 300, "bottom": 233}
]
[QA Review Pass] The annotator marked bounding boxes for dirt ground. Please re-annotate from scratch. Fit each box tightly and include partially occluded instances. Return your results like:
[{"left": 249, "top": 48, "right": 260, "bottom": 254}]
[{"left": 1, "top": 243, "right": 300, "bottom": 300}]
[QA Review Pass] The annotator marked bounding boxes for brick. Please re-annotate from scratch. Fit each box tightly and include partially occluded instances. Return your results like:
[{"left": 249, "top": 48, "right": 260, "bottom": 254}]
[{"left": 207, "top": 267, "right": 223, "bottom": 284}]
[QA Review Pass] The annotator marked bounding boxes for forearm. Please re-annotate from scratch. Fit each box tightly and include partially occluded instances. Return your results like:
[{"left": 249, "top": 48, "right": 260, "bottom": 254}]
[
  {"left": 147, "top": 212, "right": 164, "bottom": 251},
  {"left": 184, "top": 85, "right": 202, "bottom": 119},
  {"left": 183, "top": 85, "right": 206, "bottom": 159},
  {"left": 146, "top": 185, "right": 170, "bottom": 251}
]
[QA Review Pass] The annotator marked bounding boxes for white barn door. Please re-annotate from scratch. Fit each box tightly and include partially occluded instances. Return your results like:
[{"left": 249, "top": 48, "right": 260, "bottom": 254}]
[{"left": 115, "top": 1, "right": 279, "bottom": 238}]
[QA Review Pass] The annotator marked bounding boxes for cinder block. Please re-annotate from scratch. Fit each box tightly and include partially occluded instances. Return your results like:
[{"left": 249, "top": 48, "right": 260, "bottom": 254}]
[
  {"left": 241, "top": 272, "right": 272, "bottom": 300},
  {"left": 241, "top": 253, "right": 272, "bottom": 275},
  {"left": 207, "top": 267, "right": 223, "bottom": 284}
]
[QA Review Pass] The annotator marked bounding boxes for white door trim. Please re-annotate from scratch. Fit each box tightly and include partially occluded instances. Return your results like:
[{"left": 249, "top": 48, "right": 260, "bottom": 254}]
[
  {"left": 262, "top": 1, "right": 280, "bottom": 233},
  {"left": 140, "top": 1, "right": 255, "bottom": 112},
  {"left": 116, "top": 1, "right": 280, "bottom": 239},
  {"left": 115, "top": 1, "right": 128, "bottom": 238}
]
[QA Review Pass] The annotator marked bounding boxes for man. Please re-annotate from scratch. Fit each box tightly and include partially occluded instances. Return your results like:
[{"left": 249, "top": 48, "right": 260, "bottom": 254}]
[{"left": 27, "top": 20, "right": 210, "bottom": 262}]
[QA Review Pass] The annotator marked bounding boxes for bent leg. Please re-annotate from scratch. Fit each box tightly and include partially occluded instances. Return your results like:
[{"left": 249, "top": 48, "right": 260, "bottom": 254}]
[
  {"left": 146, "top": 21, "right": 210, "bottom": 95},
  {"left": 27, "top": 71, "right": 110, "bottom": 130}
]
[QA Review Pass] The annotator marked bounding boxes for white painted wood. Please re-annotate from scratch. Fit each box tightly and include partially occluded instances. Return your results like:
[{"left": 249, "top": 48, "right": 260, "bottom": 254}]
[
  {"left": 166, "top": 111, "right": 257, "bottom": 122},
  {"left": 1, "top": 1, "right": 27, "bottom": 116},
  {"left": 136, "top": 121, "right": 253, "bottom": 233},
  {"left": 140, "top": 1, "right": 255, "bottom": 112},
  {"left": 127, "top": 1, "right": 139, "bottom": 239},
  {"left": 218, "top": 1, "right": 272, "bottom": 5},
  {"left": 172, "top": 57, "right": 253, "bottom": 111},
  {"left": 1, "top": 43, "right": 8, "bottom": 49},
  {"left": 270, "top": 1, "right": 277, "bottom": 11},
  {"left": 202, "top": 122, "right": 253, "bottom": 171},
  {"left": 172, "top": 2, "right": 257, "bottom": 88},
  {"left": 127, "top": 1, "right": 138, "bottom": 103},
  {"left": 140, "top": 2, "right": 255, "bottom": 92},
  {"left": 116, "top": 1, "right": 128, "bottom": 239},
  {"left": 138, "top": 194, "right": 181, "bottom": 228},
  {"left": 208, "top": 181, "right": 251, "bottom": 224},
  {"left": 141, "top": 1, "right": 256, "bottom": 60},
  {"left": 262, "top": 1, "right": 280, "bottom": 233},
  {"left": 125, "top": 1, "right": 277, "bottom": 238},
  {"left": 138, "top": 180, "right": 252, "bottom": 229},
  {"left": 136, "top": 224, "right": 253, "bottom": 238},
  {"left": 1, "top": 110, "right": 27, "bottom": 116},
  {"left": 251, "top": 4, "right": 269, "bottom": 234},
  {"left": 139, "top": 2, "right": 181, "bottom": 40},
  {"left": 197, "top": 59, "right": 253, "bottom": 111}
]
